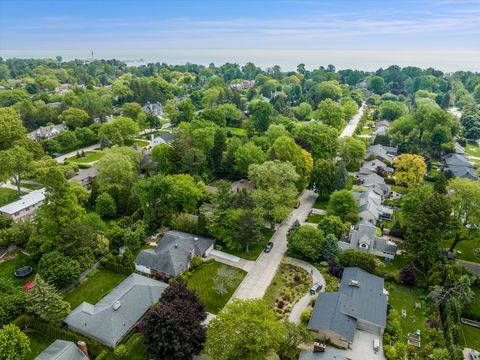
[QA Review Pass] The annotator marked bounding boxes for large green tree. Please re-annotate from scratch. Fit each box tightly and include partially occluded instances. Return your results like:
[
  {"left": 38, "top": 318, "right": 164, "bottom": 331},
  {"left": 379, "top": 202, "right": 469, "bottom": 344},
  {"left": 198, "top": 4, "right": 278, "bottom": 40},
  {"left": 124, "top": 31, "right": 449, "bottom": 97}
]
[
  {"left": 0, "top": 107, "right": 26, "bottom": 150},
  {"left": 59, "top": 107, "right": 90, "bottom": 129},
  {"left": 314, "top": 98, "right": 345, "bottom": 129},
  {"left": 0, "top": 145, "right": 34, "bottom": 194},
  {"left": 294, "top": 122, "right": 338, "bottom": 160},
  {"left": 327, "top": 190, "right": 359, "bottom": 223},
  {"left": 287, "top": 225, "right": 324, "bottom": 261},
  {"left": 249, "top": 100, "right": 273, "bottom": 132},
  {"left": 98, "top": 116, "right": 139, "bottom": 146},
  {"left": 0, "top": 324, "right": 30, "bottom": 360}
]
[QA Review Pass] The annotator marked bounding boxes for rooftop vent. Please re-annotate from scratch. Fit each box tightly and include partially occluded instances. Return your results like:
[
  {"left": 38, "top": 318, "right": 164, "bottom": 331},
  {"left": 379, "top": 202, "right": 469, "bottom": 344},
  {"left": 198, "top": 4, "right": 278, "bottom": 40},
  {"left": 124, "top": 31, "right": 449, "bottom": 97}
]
[
  {"left": 112, "top": 301, "right": 121, "bottom": 311},
  {"left": 349, "top": 280, "right": 359, "bottom": 287},
  {"left": 194, "top": 237, "right": 199, "bottom": 241}
]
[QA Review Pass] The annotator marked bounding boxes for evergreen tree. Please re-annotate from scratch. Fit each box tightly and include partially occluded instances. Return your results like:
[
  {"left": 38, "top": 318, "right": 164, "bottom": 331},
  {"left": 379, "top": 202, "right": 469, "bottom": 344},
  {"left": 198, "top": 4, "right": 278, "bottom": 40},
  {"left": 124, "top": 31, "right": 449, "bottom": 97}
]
[
  {"left": 434, "top": 171, "right": 447, "bottom": 194},
  {"left": 321, "top": 233, "right": 340, "bottom": 260},
  {"left": 100, "top": 134, "right": 110, "bottom": 149},
  {"left": 26, "top": 276, "right": 71, "bottom": 324},
  {"left": 335, "top": 161, "right": 348, "bottom": 190},
  {"left": 211, "top": 129, "right": 226, "bottom": 175},
  {"left": 235, "top": 209, "right": 263, "bottom": 252}
]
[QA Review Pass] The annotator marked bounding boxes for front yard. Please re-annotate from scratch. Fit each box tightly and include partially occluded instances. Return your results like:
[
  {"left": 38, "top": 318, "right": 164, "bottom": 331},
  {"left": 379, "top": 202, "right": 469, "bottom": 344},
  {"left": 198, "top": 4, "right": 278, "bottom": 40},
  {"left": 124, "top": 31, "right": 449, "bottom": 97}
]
[
  {"left": 63, "top": 268, "right": 127, "bottom": 308},
  {"left": 312, "top": 195, "right": 329, "bottom": 210},
  {"left": 465, "top": 140, "right": 480, "bottom": 157},
  {"left": 219, "top": 228, "right": 274, "bottom": 261},
  {"left": 187, "top": 261, "right": 246, "bottom": 314},
  {"left": 0, "top": 187, "right": 21, "bottom": 207},
  {"left": 66, "top": 151, "right": 104, "bottom": 164},
  {"left": 263, "top": 262, "right": 312, "bottom": 320},
  {"left": 306, "top": 213, "right": 323, "bottom": 224}
]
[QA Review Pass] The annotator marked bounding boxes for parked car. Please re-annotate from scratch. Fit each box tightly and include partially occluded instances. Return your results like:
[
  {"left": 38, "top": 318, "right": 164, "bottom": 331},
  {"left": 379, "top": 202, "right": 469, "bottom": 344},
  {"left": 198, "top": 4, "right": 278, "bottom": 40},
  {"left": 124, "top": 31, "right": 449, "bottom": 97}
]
[
  {"left": 373, "top": 339, "right": 380, "bottom": 353},
  {"left": 309, "top": 282, "right": 323, "bottom": 295},
  {"left": 471, "top": 350, "right": 479, "bottom": 360},
  {"left": 264, "top": 242, "right": 274, "bottom": 253},
  {"left": 293, "top": 201, "right": 300, "bottom": 209}
]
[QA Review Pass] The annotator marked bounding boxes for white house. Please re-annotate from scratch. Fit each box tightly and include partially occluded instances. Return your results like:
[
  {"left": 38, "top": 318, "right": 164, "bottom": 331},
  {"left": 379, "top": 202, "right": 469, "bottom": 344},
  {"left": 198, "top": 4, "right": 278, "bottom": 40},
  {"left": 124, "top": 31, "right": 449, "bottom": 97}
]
[{"left": 0, "top": 188, "right": 46, "bottom": 222}]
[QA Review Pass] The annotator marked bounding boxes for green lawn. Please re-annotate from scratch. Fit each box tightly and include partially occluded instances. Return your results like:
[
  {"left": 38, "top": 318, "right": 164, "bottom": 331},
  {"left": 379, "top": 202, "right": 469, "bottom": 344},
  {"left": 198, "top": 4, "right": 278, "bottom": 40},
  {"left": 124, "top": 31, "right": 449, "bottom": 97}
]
[
  {"left": 361, "top": 126, "right": 375, "bottom": 135},
  {"left": 313, "top": 195, "right": 329, "bottom": 210},
  {"left": 386, "top": 283, "right": 427, "bottom": 345},
  {"left": 134, "top": 139, "right": 150, "bottom": 147},
  {"left": 220, "top": 228, "right": 274, "bottom": 261},
  {"left": 227, "top": 126, "right": 247, "bottom": 136},
  {"left": 0, "top": 187, "right": 21, "bottom": 207},
  {"left": 123, "top": 333, "right": 149, "bottom": 360},
  {"left": 20, "top": 183, "right": 43, "bottom": 191},
  {"left": 306, "top": 213, "right": 324, "bottom": 224},
  {"left": 187, "top": 261, "right": 246, "bottom": 314},
  {"left": 440, "top": 238, "right": 480, "bottom": 263},
  {"left": 0, "top": 252, "right": 36, "bottom": 287},
  {"left": 391, "top": 185, "right": 407, "bottom": 194},
  {"left": 26, "top": 331, "right": 53, "bottom": 360},
  {"left": 64, "top": 269, "right": 127, "bottom": 308},
  {"left": 66, "top": 151, "right": 104, "bottom": 164},
  {"left": 465, "top": 140, "right": 480, "bottom": 157},
  {"left": 461, "top": 324, "right": 480, "bottom": 351},
  {"left": 464, "top": 287, "right": 480, "bottom": 317}
]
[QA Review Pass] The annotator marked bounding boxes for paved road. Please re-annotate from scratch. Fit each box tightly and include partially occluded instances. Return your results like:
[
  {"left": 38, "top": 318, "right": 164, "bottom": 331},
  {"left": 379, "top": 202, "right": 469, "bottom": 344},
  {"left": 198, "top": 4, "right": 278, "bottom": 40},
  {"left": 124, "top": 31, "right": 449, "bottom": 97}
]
[
  {"left": 340, "top": 103, "right": 366, "bottom": 138},
  {"left": 287, "top": 257, "right": 325, "bottom": 323},
  {"left": 231, "top": 190, "right": 318, "bottom": 300},
  {"left": 458, "top": 260, "right": 480, "bottom": 278}
]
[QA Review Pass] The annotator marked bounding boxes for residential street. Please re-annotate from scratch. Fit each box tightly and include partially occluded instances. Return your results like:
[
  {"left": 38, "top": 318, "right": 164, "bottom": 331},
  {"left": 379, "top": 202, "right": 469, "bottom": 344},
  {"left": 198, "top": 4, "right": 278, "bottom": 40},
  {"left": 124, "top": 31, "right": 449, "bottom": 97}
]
[
  {"left": 231, "top": 190, "right": 318, "bottom": 300},
  {"left": 340, "top": 103, "right": 366, "bottom": 138}
]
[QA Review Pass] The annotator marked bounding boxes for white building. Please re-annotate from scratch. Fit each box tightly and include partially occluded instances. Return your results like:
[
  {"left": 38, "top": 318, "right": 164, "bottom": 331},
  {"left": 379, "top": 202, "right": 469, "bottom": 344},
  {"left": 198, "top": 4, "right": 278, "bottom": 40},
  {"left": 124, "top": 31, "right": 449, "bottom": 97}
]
[{"left": 0, "top": 188, "right": 46, "bottom": 222}]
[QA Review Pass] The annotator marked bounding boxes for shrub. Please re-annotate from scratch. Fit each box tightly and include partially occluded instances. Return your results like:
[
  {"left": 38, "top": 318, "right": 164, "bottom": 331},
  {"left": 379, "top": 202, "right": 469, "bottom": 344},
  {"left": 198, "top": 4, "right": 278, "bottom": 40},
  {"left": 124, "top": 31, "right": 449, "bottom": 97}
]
[
  {"left": 95, "top": 192, "right": 117, "bottom": 218},
  {"left": 38, "top": 251, "right": 81, "bottom": 289},
  {"left": 114, "top": 344, "right": 128, "bottom": 359},
  {"left": 277, "top": 300, "right": 285, "bottom": 309},
  {"left": 399, "top": 266, "right": 416, "bottom": 285},
  {"left": 338, "top": 249, "right": 376, "bottom": 273},
  {"left": 300, "top": 308, "right": 312, "bottom": 325},
  {"left": 191, "top": 256, "right": 202, "bottom": 268}
]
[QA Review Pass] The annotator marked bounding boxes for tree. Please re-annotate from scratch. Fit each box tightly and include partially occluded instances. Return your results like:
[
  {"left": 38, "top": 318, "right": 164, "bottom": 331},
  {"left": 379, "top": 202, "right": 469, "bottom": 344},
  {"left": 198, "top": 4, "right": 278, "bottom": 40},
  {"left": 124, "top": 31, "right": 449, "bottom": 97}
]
[
  {"left": 447, "top": 178, "right": 480, "bottom": 251},
  {"left": 0, "top": 145, "right": 34, "bottom": 194},
  {"left": 0, "top": 280, "right": 25, "bottom": 326},
  {"left": 321, "top": 233, "right": 341, "bottom": 260},
  {"left": 234, "top": 142, "right": 266, "bottom": 176},
  {"left": 59, "top": 107, "right": 90, "bottom": 129},
  {"left": 318, "top": 215, "right": 349, "bottom": 239},
  {"left": 249, "top": 100, "right": 273, "bottom": 132},
  {"left": 312, "top": 81, "right": 342, "bottom": 105},
  {"left": 399, "top": 266, "right": 416, "bottom": 285},
  {"left": 0, "top": 107, "right": 26, "bottom": 150},
  {"left": 98, "top": 116, "right": 139, "bottom": 146},
  {"left": 0, "top": 324, "right": 30, "bottom": 360},
  {"left": 338, "top": 249, "right": 377, "bottom": 273},
  {"left": 121, "top": 102, "right": 147, "bottom": 129},
  {"left": 327, "top": 190, "right": 359, "bottom": 223},
  {"left": 339, "top": 137, "right": 366, "bottom": 171},
  {"left": 335, "top": 160, "right": 348, "bottom": 190},
  {"left": 208, "top": 208, "right": 243, "bottom": 250},
  {"left": 294, "top": 122, "right": 338, "bottom": 160},
  {"left": 38, "top": 251, "right": 81, "bottom": 289},
  {"left": 248, "top": 160, "right": 299, "bottom": 190},
  {"left": 142, "top": 282, "right": 206, "bottom": 360},
  {"left": 393, "top": 154, "right": 427, "bottom": 188},
  {"left": 26, "top": 276, "right": 71, "bottom": 324},
  {"left": 367, "top": 76, "right": 385, "bottom": 94},
  {"left": 278, "top": 321, "right": 309, "bottom": 360},
  {"left": 211, "top": 129, "right": 226, "bottom": 175},
  {"left": 379, "top": 101, "right": 407, "bottom": 121},
  {"left": 253, "top": 187, "right": 296, "bottom": 230},
  {"left": 314, "top": 99, "right": 345, "bottom": 129},
  {"left": 287, "top": 225, "right": 324, "bottom": 261},
  {"left": 235, "top": 209, "right": 263, "bottom": 253},
  {"left": 310, "top": 159, "right": 336, "bottom": 196},
  {"left": 205, "top": 299, "right": 284, "bottom": 360},
  {"left": 401, "top": 184, "right": 433, "bottom": 219},
  {"left": 95, "top": 192, "right": 117, "bottom": 218},
  {"left": 213, "top": 266, "right": 241, "bottom": 296}
]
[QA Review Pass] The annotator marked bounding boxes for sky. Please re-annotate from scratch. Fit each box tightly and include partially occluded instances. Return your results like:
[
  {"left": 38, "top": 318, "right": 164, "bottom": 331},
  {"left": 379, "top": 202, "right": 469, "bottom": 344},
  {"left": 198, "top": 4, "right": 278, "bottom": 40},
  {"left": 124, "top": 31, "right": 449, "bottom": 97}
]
[{"left": 1, "top": 0, "right": 480, "bottom": 71}]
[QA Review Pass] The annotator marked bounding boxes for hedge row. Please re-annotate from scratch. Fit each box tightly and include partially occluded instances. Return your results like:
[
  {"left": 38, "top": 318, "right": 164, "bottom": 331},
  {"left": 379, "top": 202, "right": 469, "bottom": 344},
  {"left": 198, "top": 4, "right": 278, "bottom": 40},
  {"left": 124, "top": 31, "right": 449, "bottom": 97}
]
[{"left": 101, "top": 260, "right": 134, "bottom": 275}]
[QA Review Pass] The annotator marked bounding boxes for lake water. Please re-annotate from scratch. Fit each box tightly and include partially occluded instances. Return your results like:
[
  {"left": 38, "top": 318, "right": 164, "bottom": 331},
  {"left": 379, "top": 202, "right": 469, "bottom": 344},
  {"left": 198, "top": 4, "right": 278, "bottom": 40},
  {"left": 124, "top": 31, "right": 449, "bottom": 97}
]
[{"left": 2, "top": 49, "right": 480, "bottom": 72}]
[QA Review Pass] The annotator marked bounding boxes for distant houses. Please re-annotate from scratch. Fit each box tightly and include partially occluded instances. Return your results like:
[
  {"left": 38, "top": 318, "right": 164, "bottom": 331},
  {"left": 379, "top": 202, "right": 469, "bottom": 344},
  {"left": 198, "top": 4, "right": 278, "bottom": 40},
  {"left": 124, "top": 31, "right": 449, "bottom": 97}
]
[
  {"left": 28, "top": 124, "right": 68, "bottom": 142},
  {"left": 134, "top": 231, "right": 214, "bottom": 278},
  {"left": 366, "top": 144, "right": 398, "bottom": 162},
  {"left": 142, "top": 101, "right": 164, "bottom": 117},
  {"left": 64, "top": 273, "right": 168, "bottom": 348},
  {"left": 308, "top": 267, "right": 388, "bottom": 349},
  {"left": 0, "top": 188, "right": 46, "bottom": 222},
  {"left": 148, "top": 131, "right": 173, "bottom": 149},
  {"left": 70, "top": 167, "right": 99, "bottom": 189},
  {"left": 442, "top": 153, "right": 478, "bottom": 180}
]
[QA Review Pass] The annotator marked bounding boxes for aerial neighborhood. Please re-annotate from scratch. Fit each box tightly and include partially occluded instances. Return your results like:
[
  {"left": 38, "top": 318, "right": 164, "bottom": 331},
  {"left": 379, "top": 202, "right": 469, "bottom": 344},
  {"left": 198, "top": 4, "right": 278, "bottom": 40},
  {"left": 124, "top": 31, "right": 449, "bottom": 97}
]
[{"left": 0, "top": 53, "right": 479, "bottom": 360}]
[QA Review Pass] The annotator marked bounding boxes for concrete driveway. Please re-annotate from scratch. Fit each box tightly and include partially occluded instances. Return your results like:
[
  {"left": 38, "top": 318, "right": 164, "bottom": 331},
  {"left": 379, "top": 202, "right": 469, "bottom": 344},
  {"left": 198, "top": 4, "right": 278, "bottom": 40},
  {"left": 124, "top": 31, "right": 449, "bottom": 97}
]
[
  {"left": 231, "top": 190, "right": 318, "bottom": 300},
  {"left": 340, "top": 103, "right": 366, "bottom": 138},
  {"left": 337, "top": 330, "right": 385, "bottom": 360}
]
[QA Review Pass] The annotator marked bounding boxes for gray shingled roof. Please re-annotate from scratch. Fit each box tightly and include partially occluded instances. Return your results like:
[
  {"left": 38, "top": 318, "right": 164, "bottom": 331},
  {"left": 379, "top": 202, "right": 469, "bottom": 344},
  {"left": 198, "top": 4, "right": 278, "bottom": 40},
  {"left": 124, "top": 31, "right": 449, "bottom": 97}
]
[
  {"left": 299, "top": 349, "right": 347, "bottom": 360},
  {"left": 443, "top": 153, "right": 472, "bottom": 167},
  {"left": 35, "top": 340, "right": 88, "bottom": 360},
  {"left": 135, "top": 231, "right": 214, "bottom": 276},
  {"left": 308, "top": 267, "right": 387, "bottom": 341},
  {"left": 64, "top": 273, "right": 168, "bottom": 347}
]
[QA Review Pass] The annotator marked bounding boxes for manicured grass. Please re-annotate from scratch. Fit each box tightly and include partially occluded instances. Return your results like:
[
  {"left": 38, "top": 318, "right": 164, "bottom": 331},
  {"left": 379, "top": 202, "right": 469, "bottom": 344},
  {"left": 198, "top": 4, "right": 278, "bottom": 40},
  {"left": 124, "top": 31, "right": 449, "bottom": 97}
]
[
  {"left": 361, "top": 126, "right": 375, "bottom": 135},
  {"left": 306, "top": 213, "right": 324, "bottom": 224},
  {"left": 63, "top": 269, "right": 127, "bottom": 308},
  {"left": 0, "top": 252, "right": 36, "bottom": 287},
  {"left": 440, "top": 238, "right": 480, "bottom": 263},
  {"left": 20, "top": 183, "right": 43, "bottom": 190},
  {"left": 464, "top": 286, "right": 480, "bottom": 318},
  {"left": 26, "top": 331, "right": 53, "bottom": 360},
  {"left": 391, "top": 185, "right": 407, "bottom": 194},
  {"left": 123, "top": 333, "right": 149, "bottom": 360},
  {"left": 461, "top": 324, "right": 480, "bottom": 351},
  {"left": 187, "top": 261, "right": 246, "bottom": 314},
  {"left": 386, "top": 282, "right": 427, "bottom": 345},
  {"left": 313, "top": 195, "right": 329, "bottom": 210},
  {"left": 465, "top": 140, "right": 480, "bottom": 157},
  {"left": 134, "top": 139, "right": 150, "bottom": 147},
  {"left": 227, "top": 126, "right": 247, "bottom": 136},
  {"left": 66, "top": 151, "right": 104, "bottom": 164},
  {"left": 220, "top": 228, "right": 275, "bottom": 261},
  {"left": 0, "top": 187, "right": 21, "bottom": 207},
  {"left": 263, "top": 262, "right": 311, "bottom": 320}
]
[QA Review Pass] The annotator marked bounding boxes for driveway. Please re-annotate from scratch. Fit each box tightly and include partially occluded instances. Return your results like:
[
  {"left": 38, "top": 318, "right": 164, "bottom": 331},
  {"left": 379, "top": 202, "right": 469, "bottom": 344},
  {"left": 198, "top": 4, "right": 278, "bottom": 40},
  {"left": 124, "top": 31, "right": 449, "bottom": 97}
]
[
  {"left": 340, "top": 103, "right": 366, "bottom": 138},
  {"left": 231, "top": 190, "right": 318, "bottom": 300},
  {"left": 337, "top": 330, "right": 385, "bottom": 360},
  {"left": 207, "top": 250, "right": 255, "bottom": 272},
  {"left": 287, "top": 257, "right": 325, "bottom": 323}
]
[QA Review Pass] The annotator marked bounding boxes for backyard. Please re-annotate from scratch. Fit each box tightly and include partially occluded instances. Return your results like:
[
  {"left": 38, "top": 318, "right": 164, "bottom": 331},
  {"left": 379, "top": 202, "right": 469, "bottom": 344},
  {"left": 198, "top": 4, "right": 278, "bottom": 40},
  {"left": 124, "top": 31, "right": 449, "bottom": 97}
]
[
  {"left": 220, "top": 228, "right": 274, "bottom": 261},
  {"left": 186, "top": 261, "right": 246, "bottom": 314},
  {"left": 0, "top": 251, "right": 36, "bottom": 287},
  {"left": 0, "top": 187, "right": 21, "bottom": 207},
  {"left": 26, "top": 331, "right": 53, "bottom": 360},
  {"left": 66, "top": 151, "right": 104, "bottom": 164},
  {"left": 63, "top": 268, "right": 127, "bottom": 308}
]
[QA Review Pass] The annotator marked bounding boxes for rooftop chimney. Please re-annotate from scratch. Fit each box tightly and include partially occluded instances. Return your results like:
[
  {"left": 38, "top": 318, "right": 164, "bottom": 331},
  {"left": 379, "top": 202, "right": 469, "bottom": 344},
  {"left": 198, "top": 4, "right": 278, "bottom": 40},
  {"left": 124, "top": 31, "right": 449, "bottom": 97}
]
[
  {"left": 77, "top": 341, "right": 89, "bottom": 358},
  {"left": 313, "top": 342, "right": 326, "bottom": 353},
  {"left": 112, "top": 301, "right": 121, "bottom": 311}
]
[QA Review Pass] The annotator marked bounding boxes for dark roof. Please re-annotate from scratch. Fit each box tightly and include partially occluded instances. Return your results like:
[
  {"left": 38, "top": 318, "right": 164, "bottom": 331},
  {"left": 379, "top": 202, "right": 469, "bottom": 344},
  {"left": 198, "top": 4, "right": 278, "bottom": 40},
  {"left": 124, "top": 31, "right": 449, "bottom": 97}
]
[
  {"left": 64, "top": 274, "right": 168, "bottom": 347},
  {"left": 443, "top": 153, "right": 472, "bottom": 167},
  {"left": 35, "top": 340, "right": 88, "bottom": 360},
  {"left": 70, "top": 167, "right": 99, "bottom": 182},
  {"left": 299, "top": 349, "right": 347, "bottom": 360},
  {"left": 135, "top": 231, "right": 214, "bottom": 276}
]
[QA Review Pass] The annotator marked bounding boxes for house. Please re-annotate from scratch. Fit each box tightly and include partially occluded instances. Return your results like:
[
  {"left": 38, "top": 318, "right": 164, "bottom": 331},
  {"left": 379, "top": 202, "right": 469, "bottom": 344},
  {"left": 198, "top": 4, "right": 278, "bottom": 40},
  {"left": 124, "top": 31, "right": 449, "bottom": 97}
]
[
  {"left": 64, "top": 273, "right": 168, "bottom": 348},
  {"left": 442, "top": 153, "right": 478, "bottom": 180},
  {"left": 366, "top": 145, "right": 397, "bottom": 162},
  {"left": 299, "top": 348, "right": 347, "bottom": 360},
  {"left": 0, "top": 188, "right": 46, "bottom": 222},
  {"left": 142, "top": 102, "right": 164, "bottom": 116},
  {"left": 354, "top": 188, "right": 393, "bottom": 225},
  {"left": 229, "top": 80, "right": 255, "bottom": 91},
  {"left": 230, "top": 179, "right": 254, "bottom": 193},
  {"left": 70, "top": 167, "right": 99, "bottom": 189},
  {"left": 357, "top": 159, "right": 393, "bottom": 177},
  {"left": 372, "top": 120, "right": 390, "bottom": 143},
  {"left": 35, "top": 340, "right": 89, "bottom": 360},
  {"left": 148, "top": 132, "right": 173, "bottom": 149},
  {"left": 308, "top": 267, "right": 388, "bottom": 349},
  {"left": 28, "top": 124, "right": 68, "bottom": 142},
  {"left": 357, "top": 173, "right": 391, "bottom": 197},
  {"left": 134, "top": 231, "right": 214, "bottom": 277},
  {"left": 340, "top": 221, "right": 397, "bottom": 259}
]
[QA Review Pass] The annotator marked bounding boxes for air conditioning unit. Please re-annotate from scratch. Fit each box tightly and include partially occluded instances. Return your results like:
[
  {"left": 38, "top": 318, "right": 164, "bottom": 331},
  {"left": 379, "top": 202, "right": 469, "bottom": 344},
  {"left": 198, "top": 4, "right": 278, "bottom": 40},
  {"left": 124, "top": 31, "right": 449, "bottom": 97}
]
[{"left": 349, "top": 280, "right": 359, "bottom": 287}]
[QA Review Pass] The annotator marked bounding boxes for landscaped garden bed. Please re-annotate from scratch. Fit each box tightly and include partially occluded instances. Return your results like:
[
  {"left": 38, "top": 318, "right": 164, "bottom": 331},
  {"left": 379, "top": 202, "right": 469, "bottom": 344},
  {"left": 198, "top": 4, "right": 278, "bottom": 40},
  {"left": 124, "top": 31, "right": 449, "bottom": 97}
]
[{"left": 263, "top": 262, "right": 312, "bottom": 320}]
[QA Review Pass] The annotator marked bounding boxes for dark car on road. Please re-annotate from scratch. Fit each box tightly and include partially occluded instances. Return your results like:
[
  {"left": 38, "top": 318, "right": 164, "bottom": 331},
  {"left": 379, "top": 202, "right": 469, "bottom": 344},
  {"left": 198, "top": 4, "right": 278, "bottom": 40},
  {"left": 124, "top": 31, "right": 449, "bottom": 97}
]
[{"left": 264, "top": 242, "right": 274, "bottom": 253}]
